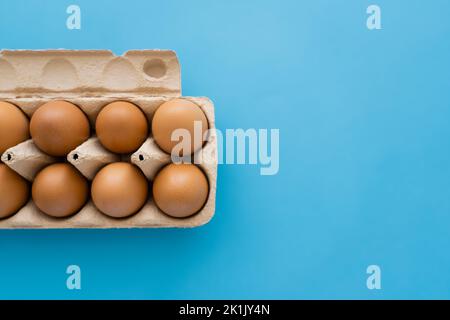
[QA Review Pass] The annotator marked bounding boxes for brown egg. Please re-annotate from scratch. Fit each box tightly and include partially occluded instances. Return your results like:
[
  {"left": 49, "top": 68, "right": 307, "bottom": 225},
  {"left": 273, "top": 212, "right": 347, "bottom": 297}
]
[
  {"left": 0, "top": 101, "right": 30, "bottom": 155},
  {"left": 153, "top": 163, "right": 209, "bottom": 218},
  {"left": 30, "top": 100, "right": 90, "bottom": 156},
  {"left": 91, "top": 162, "right": 148, "bottom": 218},
  {"left": 0, "top": 164, "right": 29, "bottom": 219},
  {"left": 152, "top": 99, "right": 208, "bottom": 156},
  {"left": 96, "top": 101, "right": 148, "bottom": 154},
  {"left": 32, "top": 163, "right": 88, "bottom": 218}
]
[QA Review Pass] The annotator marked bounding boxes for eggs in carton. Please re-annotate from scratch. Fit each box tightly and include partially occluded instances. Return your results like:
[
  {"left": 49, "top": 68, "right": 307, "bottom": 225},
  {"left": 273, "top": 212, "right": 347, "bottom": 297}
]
[{"left": 0, "top": 49, "right": 217, "bottom": 229}]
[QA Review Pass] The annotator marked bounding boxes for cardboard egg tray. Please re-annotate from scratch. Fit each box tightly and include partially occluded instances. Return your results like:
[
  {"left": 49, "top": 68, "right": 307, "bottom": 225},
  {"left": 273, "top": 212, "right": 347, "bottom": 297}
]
[{"left": 0, "top": 49, "right": 217, "bottom": 229}]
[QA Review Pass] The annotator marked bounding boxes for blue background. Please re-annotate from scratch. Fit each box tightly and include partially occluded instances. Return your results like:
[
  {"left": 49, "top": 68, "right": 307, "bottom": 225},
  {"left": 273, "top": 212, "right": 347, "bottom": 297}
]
[{"left": 1, "top": 0, "right": 450, "bottom": 299}]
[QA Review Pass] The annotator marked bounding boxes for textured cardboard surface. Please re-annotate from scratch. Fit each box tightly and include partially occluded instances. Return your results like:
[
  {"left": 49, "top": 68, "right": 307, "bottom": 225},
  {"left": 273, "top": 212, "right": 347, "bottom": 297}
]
[
  {"left": 0, "top": 50, "right": 217, "bottom": 229},
  {"left": 0, "top": 50, "right": 181, "bottom": 95}
]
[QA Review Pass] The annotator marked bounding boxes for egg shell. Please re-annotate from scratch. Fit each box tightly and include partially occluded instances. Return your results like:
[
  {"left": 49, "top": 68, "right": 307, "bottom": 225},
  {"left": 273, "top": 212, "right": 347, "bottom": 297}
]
[
  {"left": 30, "top": 100, "right": 90, "bottom": 156},
  {"left": 91, "top": 162, "right": 148, "bottom": 218},
  {"left": 152, "top": 98, "right": 209, "bottom": 156},
  {"left": 153, "top": 163, "right": 209, "bottom": 218},
  {"left": 32, "top": 163, "right": 89, "bottom": 218},
  {"left": 96, "top": 101, "right": 148, "bottom": 154},
  {"left": 0, "top": 164, "right": 29, "bottom": 219},
  {"left": 0, "top": 101, "right": 30, "bottom": 155}
]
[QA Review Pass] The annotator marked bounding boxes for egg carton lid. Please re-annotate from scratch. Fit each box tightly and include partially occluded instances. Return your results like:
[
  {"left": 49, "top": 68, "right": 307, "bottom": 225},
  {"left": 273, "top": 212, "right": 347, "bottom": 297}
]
[{"left": 0, "top": 49, "right": 181, "bottom": 98}]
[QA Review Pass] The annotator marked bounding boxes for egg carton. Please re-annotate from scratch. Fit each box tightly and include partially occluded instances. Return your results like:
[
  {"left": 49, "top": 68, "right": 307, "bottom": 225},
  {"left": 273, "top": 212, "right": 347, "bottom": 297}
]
[{"left": 0, "top": 49, "right": 217, "bottom": 229}]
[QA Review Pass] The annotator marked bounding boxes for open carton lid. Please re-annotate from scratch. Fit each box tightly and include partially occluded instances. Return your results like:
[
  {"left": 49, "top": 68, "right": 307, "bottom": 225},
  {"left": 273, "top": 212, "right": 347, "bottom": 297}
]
[{"left": 0, "top": 49, "right": 181, "bottom": 97}]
